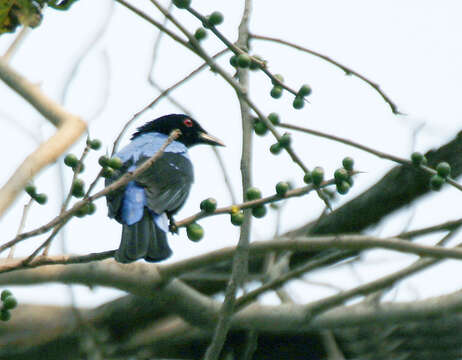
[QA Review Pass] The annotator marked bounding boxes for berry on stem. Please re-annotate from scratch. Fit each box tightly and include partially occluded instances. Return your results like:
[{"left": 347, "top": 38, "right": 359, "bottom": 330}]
[
  {"left": 298, "top": 84, "right": 312, "bottom": 97},
  {"left": 411, "top": 152, "right": 427, "bottom": 166},
  {"left": 334, "top": 168, "right": 349, "bottom": 183},
  {"left": 101, "top": 167, "right": 115, "bottom": 179},
  {"left": 275, "top": 181, "right": 290, "bottom": 196},
  {"left": 268, "top": 112, "right": 280, "bottom": 125},
  {"left": 98, "top": 155, "right": 110, "bottom": 167},
  {"left": 2, "top": 296, "right": 17, "bottom": 310},
  {"left": 200, "top": 198, "right": 217, "bottom": 213},
  {"left": 237, "top": 53, "right": 251, "bottom": 68},
  {"left": 436, "top": 162, "right": 451, "bottom": 178},
  {"left": 0, "top": 310, "right": 10, "bottom": 322},
  {"left": 231, "top": 211, "right": 244, "bottom": 226},
  {"left": 172, "top": 0, "right": 190, "bottom": 9},
  {"left": 1, "top": 290, "right": 12, "bottom": 301},
  {"left": 64, "top": 154, "right": 79, "bottom": 168},
  {"left": 337, "top": 181, "right": 350, "bottom": 195},
  {"left": 303, "top": 172, "right": 312, "bottom": 184},
  {"left": 271, "top": 74, "right": 284, "bottom": 85},
  {"left": 35, "top": 193, "right": 47, "bottom": 205},
  {"left": 311, "top": 167, "right": 324, "bottom": 186},
  {"left": 108, "top": 157, "right": 123, "bottom": 170},
  {"left": 430, "top": 174, "right": 445, "bottom": 191},
  {"left": 278, "top": 133, "right": 291, "bottom": 148},
  {"left": 88, "top": 139, "right": 102, "bottom": 150},
  {"left": 229, "top": 55, "right": 238, "bottom": 67},
  {"left": 342, "top": 157, "right": 354, "bottom": 171},
  {"left": 252, "top": 205, "right": 267, "bottom": 218},
  {"left": 194, "top": 27, "right": 207, "bottom": 41},
  {"left": 208, "top": 11, "right": 224, "bottom": 26},
  {"left": 186, "top": 223, "right": 204, "bottom": 242},
  {"left": 25, "top": 184, "right": 36, "bottom": 197},
  {"left": 246, "top": 187, "right": 262, "bottom": 200},
  {"left": 270, "top": 143, "right": 282, "bottom": 155},
  {"left": 270, "top": 86, "right": 283, "bottom": 99},
  {"left": 292, "top": 96, "right": 304, "bottom": 109},
  {"left": 253, "top": 121, "right": 268, "bottom": 136}
]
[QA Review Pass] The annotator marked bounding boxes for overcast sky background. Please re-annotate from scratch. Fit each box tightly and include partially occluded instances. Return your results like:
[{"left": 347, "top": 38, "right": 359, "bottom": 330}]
[{"left": 1, "top": 0, "right": 462, "bottom": 308}]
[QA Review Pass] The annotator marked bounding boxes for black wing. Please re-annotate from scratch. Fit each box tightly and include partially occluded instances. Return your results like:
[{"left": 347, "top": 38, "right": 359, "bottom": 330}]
[{"left": 134, "top": 153, "right": 194, "bottom": 215}]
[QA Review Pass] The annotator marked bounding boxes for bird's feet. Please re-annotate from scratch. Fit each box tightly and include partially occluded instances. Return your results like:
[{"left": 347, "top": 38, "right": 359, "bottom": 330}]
[{"left": 167, "top": 214, "right": 178, "bottom": 234}]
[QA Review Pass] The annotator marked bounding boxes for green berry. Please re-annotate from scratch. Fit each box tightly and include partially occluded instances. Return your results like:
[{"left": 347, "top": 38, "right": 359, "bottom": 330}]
[
  {"left": 72, "top": 179, "right": 85, "bottom": 198},
  {"left": 253, "top": 121, "right": 268, "bottom": 136},
  {"left": 64, "top": 154, "right": 79, "bottom": 168},
  {"left": 271, "top": 74, "right": 284, "bottom": 85},
  {"left": 275, "top": 181, "right": 290, "bottom": 196},
  {"left": 270, "top": 143, "right": 282, "bottom": 155},
  {"left": 0, "top": 310, "right": 10, "bottom": 322},
  {"left": 2, "top": 296, "right": 17, "bottom": 310},
  {"left": 172, "top": 0, "right": 190, "bottom": 9},
  {"left": 35, "top": 193, "right": 47, "bottom": 205},
  {"left": 98, "top": 155, "right": 110, "bottom": 167},
  {"left": 252, "top": 205, "right": 267, "bottom": 218},
  {"left": 334, "top": 168, "right": 349, "bottom": 183},
  {"left": 194, "top": 27, "right": 207, "bottom": 41},
  {"left": 1, "top": 290, "right": 12, "bottom": 301},
  {"left": 88, "top": 139, "right": 102, "bottom": 150},
  {"left": 87, "top": 202, "right": 96, "bottom": 215},
  {"left": 230, "top": 212, "right": 244, "bottom": 226},
  {"left": 25, "top": 184, "right": 36, "bottom": 197},
  {"left": 278, "top": 133, "right": 291, "bottom": 148},
  {"left": 200, "top": 198, "right": 217, "bottom": 213},
  {"left": 303, "top": 172, "right": 312, "bottom": 184},
  {"left": 108, "top": 157, "right": 123, "bottom": 170},
  {"left": 245, "top": 187, "right": 262, "bottom": 201},
  {"left": 298, "top": 84, "right": 312, "bottom": 97},
  {"left": 342, "top": 157, "right": 354, "bottom": 171},
  {"left": 72, "top": 162, "right": 84, "bottom": 174},
  {"left": 249, "top": 55, "right": 263, "bottom": 70},
  {"left": 311, "top": 167, "right": 324, "bottom": 186},
  {"left": 101, "top": 167, "right": 115, "bottom": 179},
  {"left": 430, "top": 174, "right": 445, "bottom": 191},
  {"left": 270, "top": 86, "right": 283, "bottom": 99},
  {"left": 75, "top": 204, "right": 90, "bottom": 218},
  {"left": 336, "top": 180, "right": 350, "bottom": 195},
  {"left": 208, "top": 11, "right": 224, "bottom": 26},
  {"left": 436, "top": 162, "right": 451, "bottom": 178},
  {"left": 237, "top": 53, "right": 251, "bottom": 68},
  {"left": 229, "top": 55, "right": 238, "bottom": 67},
  {"left": 186, "top": 223, "right": 204, "bottom": 242},
  {"left": 292, "top": 96, "right": 305, "bottom": 109},
  {"left": 411, "top": 152, "right": 426, "bottom": 166},
  {"left": 268, "top": 112, "right": 280, "bottom": 125}
]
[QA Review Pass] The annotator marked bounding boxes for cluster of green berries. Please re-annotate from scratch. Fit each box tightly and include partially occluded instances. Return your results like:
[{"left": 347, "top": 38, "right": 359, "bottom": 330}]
[
  {"left": 333, "top": 157, "right": 354, "bottom": 195},
  {"left": 270, "top": 133, "right": 291, "bottom": 155},
  {"left": 64, "top": 139, "right": 101, "bottom": 175},
  {"left": 411, "top": 152, "right": 451, "bottom": 191},
  {"left": 0, "top": 290, "right": 17, "bottom": 322},
  {"left": 303, "top": 167, "right": 325, "bottom": 187},
  {"left": 98, "top": 155, "right": 124, "bottom": 179},
  {"left": 253, "top": 112, "right": 280, "bottom": 136},
  {"left": 230, "top": 53, "right": 263, "bottom": 71},
  {"left": 245, "top": 187, "right": 267, "bottom": 218},
  {"left": 25, "top": 184, "right": 47, "bottom": 205},
  {"left": 269, "top": 73, "right": 312, "bottom": 110},
  {"left": 430, "top": 161, "right": 451, "bottom": 191}
]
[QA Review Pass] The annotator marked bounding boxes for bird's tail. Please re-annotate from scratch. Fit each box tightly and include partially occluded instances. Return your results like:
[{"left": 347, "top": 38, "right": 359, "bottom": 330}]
[{"left": 115, "top": 211, "right": 172, "bottom": 263}]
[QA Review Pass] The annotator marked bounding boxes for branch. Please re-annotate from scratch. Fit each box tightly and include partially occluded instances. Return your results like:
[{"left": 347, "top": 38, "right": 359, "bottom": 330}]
[
  {"left": 250, "top": 33, "right": 401, "bottom": 115},
  {"left": 0, "top": 58, "right": 87, "bottom": 218}
]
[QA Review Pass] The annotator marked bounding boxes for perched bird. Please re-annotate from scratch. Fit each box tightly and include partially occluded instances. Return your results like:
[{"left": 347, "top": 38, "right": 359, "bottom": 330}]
[{"left": 105, "top": 114, "right": 224, "bottom": 263}]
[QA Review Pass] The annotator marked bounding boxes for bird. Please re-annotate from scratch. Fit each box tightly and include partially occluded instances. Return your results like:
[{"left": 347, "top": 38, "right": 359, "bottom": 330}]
[{"left": 105, "top": 114, "right": 224, "bottom": 263}]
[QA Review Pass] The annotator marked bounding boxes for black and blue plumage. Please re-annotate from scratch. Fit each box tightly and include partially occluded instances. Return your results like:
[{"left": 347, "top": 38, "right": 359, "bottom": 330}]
[{"left": 105, "top": 114, "right": 224, "bottom": 263}]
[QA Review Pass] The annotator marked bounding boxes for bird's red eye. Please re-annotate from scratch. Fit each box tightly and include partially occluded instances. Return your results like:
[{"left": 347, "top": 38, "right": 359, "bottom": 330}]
[{"left": 183, "top": 119, "right": 193, "bottom": 127}]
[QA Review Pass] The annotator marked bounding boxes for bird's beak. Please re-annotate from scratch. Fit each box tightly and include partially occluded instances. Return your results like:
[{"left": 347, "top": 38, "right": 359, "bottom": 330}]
[{"left": 199, "top": 132, "right": 225, "bottom": 146}]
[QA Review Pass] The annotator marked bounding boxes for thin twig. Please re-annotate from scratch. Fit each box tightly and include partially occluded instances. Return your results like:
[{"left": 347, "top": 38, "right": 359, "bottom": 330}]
[
  {"left": 250, "top": 33, "right": 401, "bottom": 114},
  {"left": 279, "top": 122, "right": 462, "bottom": 192},
  {"left": 3, "top": 130, "right": 181, "bottom": 253},
  {"left": 2, "top": 26, "right": 30, "bottom": 63},
  {"left": 8, "top": 198, "right": 33, "bottom": 258}
]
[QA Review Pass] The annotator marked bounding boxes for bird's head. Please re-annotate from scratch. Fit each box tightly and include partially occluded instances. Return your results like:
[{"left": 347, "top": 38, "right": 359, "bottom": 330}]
[{"left": 131, "top": 114, "right": 224, "bottom": 147}]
